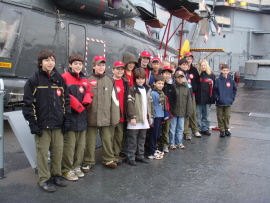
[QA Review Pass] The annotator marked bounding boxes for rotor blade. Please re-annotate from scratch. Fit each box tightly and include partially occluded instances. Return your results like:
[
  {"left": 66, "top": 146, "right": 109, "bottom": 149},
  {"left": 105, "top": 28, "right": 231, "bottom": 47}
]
[
  {"left": 204, "top": 22, "right": 211, "bottom": 43},
  {"left": 212, "top": 16, "right": 221, "bottom": 34}
]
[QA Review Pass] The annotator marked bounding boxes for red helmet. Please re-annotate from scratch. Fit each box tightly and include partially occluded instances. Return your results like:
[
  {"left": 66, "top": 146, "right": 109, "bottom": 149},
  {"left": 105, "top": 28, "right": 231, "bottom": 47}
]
[
  {"left": 184, "top": 52, "right": 193, "bottom": 57},
  {"left": 140, "top": 51, "right": 151, "bottom": 58}
]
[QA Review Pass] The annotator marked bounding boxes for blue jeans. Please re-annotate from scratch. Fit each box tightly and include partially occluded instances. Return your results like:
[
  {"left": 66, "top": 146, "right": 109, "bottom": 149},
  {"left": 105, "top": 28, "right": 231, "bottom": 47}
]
[
  {"left": 169, "top": 116, "right": 184, "bottom": 146},
  {"left": 196, "top": 104, "right": 211, "bottom": 131}
]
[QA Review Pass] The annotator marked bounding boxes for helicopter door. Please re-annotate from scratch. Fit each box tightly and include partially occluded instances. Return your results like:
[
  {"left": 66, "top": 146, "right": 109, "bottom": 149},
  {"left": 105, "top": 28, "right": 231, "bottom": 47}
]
[{"left": 0, "top": 7, "right": 23, "bottom": 76}]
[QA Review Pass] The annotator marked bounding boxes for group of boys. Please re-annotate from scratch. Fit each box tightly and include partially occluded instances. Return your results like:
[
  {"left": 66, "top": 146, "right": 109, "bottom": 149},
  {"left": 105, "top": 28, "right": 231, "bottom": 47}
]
[{"left": 23, "top": 49, "right": 236, "bottom": 193}]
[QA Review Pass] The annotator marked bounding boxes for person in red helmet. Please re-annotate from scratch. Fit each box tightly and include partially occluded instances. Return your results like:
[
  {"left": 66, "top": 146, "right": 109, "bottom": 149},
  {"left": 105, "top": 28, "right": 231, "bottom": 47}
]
[{"left": 137, "top": 51, "right": 152, "bottom": 85}]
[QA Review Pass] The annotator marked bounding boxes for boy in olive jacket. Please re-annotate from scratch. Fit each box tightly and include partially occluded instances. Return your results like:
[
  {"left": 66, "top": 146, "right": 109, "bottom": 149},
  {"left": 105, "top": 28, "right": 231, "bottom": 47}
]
[{"left": 81, "top": 55, "right": 120, "bottom": 171}]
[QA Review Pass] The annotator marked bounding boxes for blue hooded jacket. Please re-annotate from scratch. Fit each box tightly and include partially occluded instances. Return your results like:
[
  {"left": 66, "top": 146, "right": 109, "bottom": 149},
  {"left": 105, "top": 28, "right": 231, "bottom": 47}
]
[{"left": 214, "top": 73, "right": 237, "bottom": 106}]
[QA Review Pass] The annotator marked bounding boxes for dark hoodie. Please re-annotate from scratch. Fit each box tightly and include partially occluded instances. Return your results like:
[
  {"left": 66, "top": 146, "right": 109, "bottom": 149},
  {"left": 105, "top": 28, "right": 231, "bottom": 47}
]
[{"left": 122, "top": 52, "right": 138, "bottom": 86}]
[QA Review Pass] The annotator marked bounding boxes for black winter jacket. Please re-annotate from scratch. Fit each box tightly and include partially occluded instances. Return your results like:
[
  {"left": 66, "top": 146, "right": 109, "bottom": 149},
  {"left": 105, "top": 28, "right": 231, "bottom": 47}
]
[
  {"left": 62, "top": 71, "right": 93, "bottom": 131},
  {"left": 162, "top": 82, "right": 176, "bottom": 113},
  {"left": 196, "top": 71, "right": 216, "bottom": 104},
  {"left": 188, "top": 65, "right": 200, "bottom": 95},
  {"left": 23, "top": 68, "right": 70, "bottom": 129}
]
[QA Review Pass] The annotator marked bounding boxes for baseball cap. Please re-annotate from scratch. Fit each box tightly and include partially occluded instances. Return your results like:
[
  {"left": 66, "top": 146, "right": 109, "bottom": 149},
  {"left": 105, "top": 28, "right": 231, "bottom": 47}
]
[
  {"left": 140, "top": 51, "right": 151, "bottom": 58},
  {"left": 184, "top": 52, "right": 193, "bottom": 57},
  {"left": 113, "top": 61, "right": 125, "bottom": 68},
  {"left": 162, "top": 66, "right": 173, "bottom": 73},
  {"left": 175, "top": 70, "right": 185, "bottom": 78},
  {"left": 93, "top": 55, "right": 106, "bottom": 65},
  {"left": 151, "top": 57, "right": 162, "bottom": 64}
]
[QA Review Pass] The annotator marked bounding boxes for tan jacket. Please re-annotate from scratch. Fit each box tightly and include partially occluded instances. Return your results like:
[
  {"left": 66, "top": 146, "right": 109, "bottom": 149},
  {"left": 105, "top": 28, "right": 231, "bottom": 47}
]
[
  {"left": 126, "top": 84, "right": 154, "bottom": 124},
  {"left": 87, "top": 73, "right": 120, "bottom": 127}
]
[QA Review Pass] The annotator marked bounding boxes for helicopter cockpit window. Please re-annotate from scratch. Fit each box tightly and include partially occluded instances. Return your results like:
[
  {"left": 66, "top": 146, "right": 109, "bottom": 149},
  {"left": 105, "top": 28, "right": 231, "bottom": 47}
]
[
  {"left": 0, "top": 8, "right": 22, "bottom": 58},
  {"left": 108, "top": 0, "right": 122, "bottom": 9},
  {"left": 68, "top": 24, "right": 86, "bottom": 56}
]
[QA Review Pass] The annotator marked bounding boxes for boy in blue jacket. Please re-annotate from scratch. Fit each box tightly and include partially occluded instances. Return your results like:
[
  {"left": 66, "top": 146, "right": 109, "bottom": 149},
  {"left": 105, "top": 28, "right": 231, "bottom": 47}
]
[{"left": 214, "top": 64, "right": 237, "bottom": 137}]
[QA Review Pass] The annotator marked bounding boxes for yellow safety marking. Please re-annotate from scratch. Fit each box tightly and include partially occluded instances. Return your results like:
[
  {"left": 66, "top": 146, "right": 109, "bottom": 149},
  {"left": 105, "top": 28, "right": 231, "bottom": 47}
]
[{"left": 0, "top": 62, "right": 12, "bottom": 68}]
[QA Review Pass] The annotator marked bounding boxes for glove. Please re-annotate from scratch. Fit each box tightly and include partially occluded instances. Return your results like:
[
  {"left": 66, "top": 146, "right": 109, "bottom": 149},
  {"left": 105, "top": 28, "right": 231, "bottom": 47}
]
[
  {"left": 61, "top": 115, "right": 70, "bottom": 135},
  {"left": 30, "top": 124, "right": 43, "bottom": 137}
]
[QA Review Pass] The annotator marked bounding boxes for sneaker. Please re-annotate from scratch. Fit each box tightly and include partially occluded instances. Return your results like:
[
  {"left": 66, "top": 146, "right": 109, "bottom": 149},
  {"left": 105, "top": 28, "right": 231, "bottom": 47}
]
[
  {"left": 177, "top": 144, "right": 185, "bottom": 149},
  {"left": 201, "top": 130, "right": 211, "bottom": 135},
  {"left": 39, "top": 180, "right": 56, "bottom": 193},
  {"left": 155, "top": 150, "right": 164, "bottom": 156},
  {"left": 148, "top": 154, "right": 157, "bottom": 159},
  {"left": 135, "top": 158, "right": 149, "bottom": 164},
  {"left": 169, "top": 145, "right": 176, "bottom": 150},
  {"left": 52, "top": 176, "right": 68, "bottom": 186},
  {"left": 185, "top": 135, "right": 192, "bottom": 140},
  {"left": 220, "top": 131, "right": 225, "bottom": 137},
  {"left": 183, "top": 134, "right": 188, "bottom": 139},
  {"left": 127, "top": 160, "right": 137, "bottom": 166},
  {"left": 62, "top": 171, "right": 78, "bottom": 181},
  {"left": 193, "top": 132, "right": 201, "bottom": 137},
  {"left": 102, "top": 161, "right": 117, "bottom": 168},
  {"left": 81, "top": 164, "right": 91, "bottom": 173},
  {"left": 163, "top": 147, "right": 169, "bottom": 153},
  {"left": 155, "top": 153, "right": 164, "bottom": 159},
  {"left": 225, "top": 130, "right": 231, "bottom": 136},
  {"left": 74, "top": 168, "right": 84, "bottom": 178}
]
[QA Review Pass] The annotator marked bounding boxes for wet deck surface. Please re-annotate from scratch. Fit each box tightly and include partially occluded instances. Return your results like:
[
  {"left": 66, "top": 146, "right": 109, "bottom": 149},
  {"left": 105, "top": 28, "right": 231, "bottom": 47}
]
[{"left": 1, "top": 84, "right": 270, "bottom": 203}]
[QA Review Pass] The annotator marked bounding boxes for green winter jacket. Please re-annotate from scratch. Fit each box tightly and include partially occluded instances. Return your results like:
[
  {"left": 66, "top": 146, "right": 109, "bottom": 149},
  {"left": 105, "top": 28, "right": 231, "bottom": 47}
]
[
  {"left": 87, "top": 73, "right": 120, "bottom": 127},
  {"left": 172, "top": 82, "right": 193, "bottom": 117}
]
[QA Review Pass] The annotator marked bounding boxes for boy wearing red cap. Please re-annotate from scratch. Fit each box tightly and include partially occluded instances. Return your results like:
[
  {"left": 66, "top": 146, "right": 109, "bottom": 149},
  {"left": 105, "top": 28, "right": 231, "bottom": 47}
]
[
  {"left": 138, "top": 51, "right": 152, "bottom": 85},
  {"left": 81, "top": 55, "right": 120, "bottom": 171},
  {"left": 161, "top": 66, "right": 176, "bottom": 153},
  {"left": 111, "top": 61, "right": 129, "bottom": 161},
  {"left": 61, "top": 54, "right": 93, "bottom": 181}
]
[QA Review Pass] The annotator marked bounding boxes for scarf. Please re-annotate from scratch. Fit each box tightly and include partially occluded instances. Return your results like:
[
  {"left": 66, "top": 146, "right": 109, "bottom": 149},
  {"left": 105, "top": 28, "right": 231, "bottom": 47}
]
[{"left": 153, "top": 86, "right": 166, "bottom": 110}]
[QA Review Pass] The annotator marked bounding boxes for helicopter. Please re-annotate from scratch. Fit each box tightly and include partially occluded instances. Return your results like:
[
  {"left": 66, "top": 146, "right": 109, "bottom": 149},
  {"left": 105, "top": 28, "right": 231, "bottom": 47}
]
[{"left": 0, "top": 0, "right": 188, "bottom": 107}]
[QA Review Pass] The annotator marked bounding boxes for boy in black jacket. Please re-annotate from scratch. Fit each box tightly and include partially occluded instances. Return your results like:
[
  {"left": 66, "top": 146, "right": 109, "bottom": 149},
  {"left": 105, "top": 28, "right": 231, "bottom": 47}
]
[
  {"left": 23, "top": 49, "right": 71, "bottom": 192},
  {"left": 160, "top": 66, "right": 176, "bottom": 153}
]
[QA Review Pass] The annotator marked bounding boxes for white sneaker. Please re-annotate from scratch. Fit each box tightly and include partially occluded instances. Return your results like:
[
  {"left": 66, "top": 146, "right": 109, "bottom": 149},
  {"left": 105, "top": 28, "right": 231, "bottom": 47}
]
[
  {"left": 194, "top": 132, "right": 201, "bottom": 137},
  {"left": 62, "top": 170, "right": 78, "bottom": 181},
  {"left": 148, "top": 155, "right": 157, "bottom": 159},
  {"left": 163, "top": 147, "right": 169, "bottom": 153},
  {"left": 74, "top": 168, "right": 84, "bottom": 178}
]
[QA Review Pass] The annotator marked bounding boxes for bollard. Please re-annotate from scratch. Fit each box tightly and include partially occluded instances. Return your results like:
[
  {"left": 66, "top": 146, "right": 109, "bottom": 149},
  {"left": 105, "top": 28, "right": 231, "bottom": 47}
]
[{"left": 0, "top": 90, "right": 5, "bottom": 178}]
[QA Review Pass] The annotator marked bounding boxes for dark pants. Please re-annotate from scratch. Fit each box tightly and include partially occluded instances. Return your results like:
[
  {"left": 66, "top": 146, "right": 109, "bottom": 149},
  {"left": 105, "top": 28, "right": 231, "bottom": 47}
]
[
  {"left": 148, "top": 117, "right": 163, "bottom": 156},
  {"left": 126, "top": 129, "right": 147, "bottom": 161}
]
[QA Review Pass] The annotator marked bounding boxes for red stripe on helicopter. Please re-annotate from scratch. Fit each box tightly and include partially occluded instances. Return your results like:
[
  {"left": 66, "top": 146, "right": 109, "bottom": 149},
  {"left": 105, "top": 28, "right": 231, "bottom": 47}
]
[{"left": 95, "top": 0, "right": 105, "bottom": 14}]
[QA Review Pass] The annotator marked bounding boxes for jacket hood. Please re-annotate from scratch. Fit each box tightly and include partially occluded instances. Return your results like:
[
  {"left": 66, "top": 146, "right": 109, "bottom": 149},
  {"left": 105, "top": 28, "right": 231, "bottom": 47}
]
[{"left": 122, "top": 53, "right": 138, "bottom": 68}]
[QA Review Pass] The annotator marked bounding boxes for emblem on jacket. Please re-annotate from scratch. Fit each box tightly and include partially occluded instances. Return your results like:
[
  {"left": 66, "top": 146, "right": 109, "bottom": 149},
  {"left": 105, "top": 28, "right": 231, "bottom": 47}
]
[
  {"left": 190, "top": 74, "right": 194, "bottom": 79},
  {"left": 188, "top": 79, "right": 191, "bottom": 83},
  {"left": 79, "top": 86, "right": 84, "bottom": 93},
  {"left": 226, "top": 82, "right": 231, "bottom": 87},
  {"left": 56, "top": 88, "right": 62, "bottom": 96},
  {"left": 89, "top": 80, "right": 97, "bottom": 87}
]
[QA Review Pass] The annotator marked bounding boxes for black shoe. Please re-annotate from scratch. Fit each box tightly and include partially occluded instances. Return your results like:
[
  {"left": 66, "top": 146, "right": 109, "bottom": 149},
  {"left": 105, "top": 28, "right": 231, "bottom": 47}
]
[
  {"left": 135, "top": 158, "right": 149, "bottom": 164},
  {"left": 225, "top": 130, "right": 231, "bottom": 136},
  {"left": 51, "top": 176, "right": 68, "bottom": 187},
  {"left": 39, "top": 180, "right": 56, "bottom": 192},
  {"left": 220, "top": 131, "right": 225, "bottom": 137},
  {"left": 201, "top": 130, "right": 211, "bottom": 136},
  {"left": 127, "top": 160, "right": 137, "bottom": 166},
  {"left": 119, "top": 152, "right": 127, "bottom": 159}
]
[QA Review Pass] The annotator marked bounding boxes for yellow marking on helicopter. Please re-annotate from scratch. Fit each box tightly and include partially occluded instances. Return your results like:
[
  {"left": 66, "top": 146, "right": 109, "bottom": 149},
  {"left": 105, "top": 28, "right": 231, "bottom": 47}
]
[{"left": 0, "top": 62, "right": 12, "bottom": 68}]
